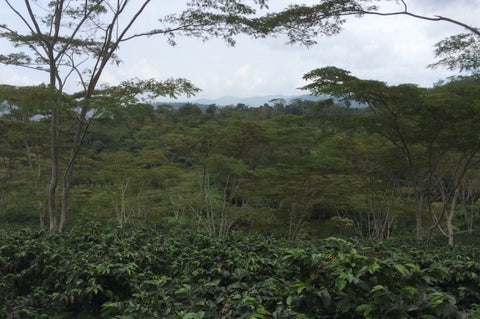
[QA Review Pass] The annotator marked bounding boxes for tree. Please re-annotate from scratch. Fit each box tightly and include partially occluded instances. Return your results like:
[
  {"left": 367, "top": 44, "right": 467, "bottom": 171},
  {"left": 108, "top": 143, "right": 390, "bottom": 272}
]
[
  {"left": 301, "top": 67, "right": 429, "bottom": 240},
  {"left": 0, "top": 0, "right": 268, "bottom": 231},
  {"left": 423, "top": 76, "right": 480, "bottom": 245},
  {"left": 88, "top": 148, "right": 172, "bottom": 227},
  {"left": 242, "top": 115, "right": 324, "bottom": 240},
  {"left": 301, "top": 67, "right": 480, "bottom": 243},
  {"left": 458, "top": 168, "right": 480, "bottom": 233},
  {"left": 344, "top": 132, "right": 407, "bottom": 240},
  {"left": 161, "top": 120, "right": 260, "bottom": 237}
]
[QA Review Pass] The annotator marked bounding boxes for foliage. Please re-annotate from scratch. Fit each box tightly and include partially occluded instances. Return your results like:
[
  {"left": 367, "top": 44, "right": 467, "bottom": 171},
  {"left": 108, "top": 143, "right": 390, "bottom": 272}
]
[
  {"left": 2, "top": 86, "right": 480, "bottom": 243},
  {"left": 429, "top": 33, "right": 480, "bottom": 74},
  {"left": 0, "top": 0, "right": 268, "bottom": 232},
  {"left": 301, "top": 69, "right": 480, "bottom": 243},
  {"left": 1, "top": 222, "right": 479, "bottom": 318},
  {"left": 242, "top": 0, "right": 479, "bottom": 48}
]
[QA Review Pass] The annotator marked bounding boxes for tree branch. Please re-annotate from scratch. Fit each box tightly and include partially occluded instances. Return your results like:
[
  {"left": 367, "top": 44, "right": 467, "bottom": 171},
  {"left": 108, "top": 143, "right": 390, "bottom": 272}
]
[{"left": 359, "top": 8, "right": 479, "bottom": 36}]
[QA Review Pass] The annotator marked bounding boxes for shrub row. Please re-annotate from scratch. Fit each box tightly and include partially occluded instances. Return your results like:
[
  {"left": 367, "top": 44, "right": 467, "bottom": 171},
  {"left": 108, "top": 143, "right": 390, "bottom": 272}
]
[{"left": 1, "top": 222, "right": 479, "bottom": 318}]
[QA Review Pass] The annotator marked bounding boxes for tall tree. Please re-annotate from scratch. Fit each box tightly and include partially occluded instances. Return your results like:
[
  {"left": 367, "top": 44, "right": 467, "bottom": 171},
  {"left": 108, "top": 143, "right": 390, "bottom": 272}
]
[
  {"left": 301, "top": 67, "right": 429, "bottom": 240},
  {"left": 423, "top": 76, "right": 480, "bottom": 245},
  {"left": 0, "top": 0, "right": 267, "bottom": 231},
  {"left": 301, "top": 67, "right": 480, "bottom": 242}
]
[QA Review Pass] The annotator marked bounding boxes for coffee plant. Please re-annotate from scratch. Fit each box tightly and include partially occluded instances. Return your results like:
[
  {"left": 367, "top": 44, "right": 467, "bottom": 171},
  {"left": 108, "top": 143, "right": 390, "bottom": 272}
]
[{"left": 1, "top": 222, "right": 479, "bottom": 318}]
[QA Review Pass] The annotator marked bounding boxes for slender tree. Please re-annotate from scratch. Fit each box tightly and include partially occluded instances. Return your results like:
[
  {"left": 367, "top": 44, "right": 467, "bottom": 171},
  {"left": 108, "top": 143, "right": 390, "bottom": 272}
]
[
  {"left": 0, "top": 0, "right": 268, "bottom": 231},
  {"left": 301, "top": 67, "right": 480, "bottom": 242}
]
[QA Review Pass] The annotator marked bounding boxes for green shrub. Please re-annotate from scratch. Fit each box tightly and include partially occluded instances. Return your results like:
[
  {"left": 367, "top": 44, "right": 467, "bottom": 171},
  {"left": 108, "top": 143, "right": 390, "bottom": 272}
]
[{"left": 1, "top": 222, "right": 478, "bottom": 318}]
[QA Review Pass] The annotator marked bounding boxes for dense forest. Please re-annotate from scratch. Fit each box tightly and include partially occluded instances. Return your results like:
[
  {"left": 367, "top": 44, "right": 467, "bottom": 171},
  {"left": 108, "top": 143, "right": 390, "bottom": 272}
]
[{"left": 1, "top": 73, "right": 480, "bottom": 244}]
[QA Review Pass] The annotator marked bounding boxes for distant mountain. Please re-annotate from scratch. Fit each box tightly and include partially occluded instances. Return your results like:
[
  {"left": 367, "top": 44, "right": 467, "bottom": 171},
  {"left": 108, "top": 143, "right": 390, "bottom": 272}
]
[{"left": 158, "top": 94, "right": 330, "bottom": 108}]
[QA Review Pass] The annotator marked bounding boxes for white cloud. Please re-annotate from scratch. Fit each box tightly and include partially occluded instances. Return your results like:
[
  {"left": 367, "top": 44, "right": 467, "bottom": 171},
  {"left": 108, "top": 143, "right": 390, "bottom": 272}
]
[{"left": 234, "top": 65, "right": 252, "bottom": 80}]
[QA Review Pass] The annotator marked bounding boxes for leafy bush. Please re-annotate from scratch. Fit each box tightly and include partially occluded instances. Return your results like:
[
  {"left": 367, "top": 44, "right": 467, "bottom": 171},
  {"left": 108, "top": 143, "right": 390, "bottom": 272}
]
[{"left": 1, "top": 222, "right": 479, "bottom": 318}]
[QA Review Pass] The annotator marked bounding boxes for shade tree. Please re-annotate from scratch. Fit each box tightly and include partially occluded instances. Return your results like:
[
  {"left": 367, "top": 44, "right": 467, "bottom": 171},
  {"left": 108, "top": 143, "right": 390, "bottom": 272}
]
[
  {"left": 301, "top": 67, "right": 430, "bottom": 240},
  {"left": 458, "top": 168, "right": 480, "bottom": 233},
  {"left": 0, "top": 0, "right": 271, "bottom": 231},
  {"left": 301, "top": 67, "right": 480, "bottom": 243},
  {"left": 342, "top": 131, "right": 408, "bottom": 240},
  {"left": 421, "top": 76, "right": 480, "bottom": 245}
]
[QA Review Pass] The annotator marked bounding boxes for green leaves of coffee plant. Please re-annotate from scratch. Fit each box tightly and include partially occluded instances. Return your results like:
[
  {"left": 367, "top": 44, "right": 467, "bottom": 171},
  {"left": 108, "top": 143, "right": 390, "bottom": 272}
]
[{"left": 1, "top": 222, "right": 479, "bottom": 318}]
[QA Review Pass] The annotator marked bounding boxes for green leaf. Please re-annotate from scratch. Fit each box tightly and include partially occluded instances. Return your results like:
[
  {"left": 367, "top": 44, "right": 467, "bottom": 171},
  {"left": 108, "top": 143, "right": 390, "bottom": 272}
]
[
  {"left": 293, "top": 282, "right": 307, "bottom": 294},
  {"left": 370, "top": 285, "right": 385, "bottom": 293},
  {"left": 286, "top": 295, "right": 293, "bottom": 307},
  {"left": 182, "top": 312, "right": 205, "bottom": 319},
  {"left": 393, "top": 263, "right": 410, "bottom": 277},
  {"left": 335, "top": 277, "right": 347, "bottom": 291},
  {"left": 400, "top": 286, "right": 417, "bottom": 297},
  {"left": 428, "top": 291, "right": 445, "bottom": 308},
  {"left": 367, "top": 261, "right": 380, "bottom": 274},
  {"left": 355, "top": 304, "right": 374, "bottom": 317}
]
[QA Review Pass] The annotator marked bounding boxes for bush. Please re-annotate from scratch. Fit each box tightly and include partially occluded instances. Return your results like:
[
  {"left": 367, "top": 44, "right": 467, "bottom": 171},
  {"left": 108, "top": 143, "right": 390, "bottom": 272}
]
[{"left": 1, "top": 222, "right": 478, "bottom": 318}]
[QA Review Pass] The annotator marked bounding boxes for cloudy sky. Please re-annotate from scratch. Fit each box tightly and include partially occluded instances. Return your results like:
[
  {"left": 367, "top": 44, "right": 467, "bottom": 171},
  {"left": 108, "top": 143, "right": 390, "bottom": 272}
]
[{"left": 0, "top": 0, "right": 478, "bottom": 101}]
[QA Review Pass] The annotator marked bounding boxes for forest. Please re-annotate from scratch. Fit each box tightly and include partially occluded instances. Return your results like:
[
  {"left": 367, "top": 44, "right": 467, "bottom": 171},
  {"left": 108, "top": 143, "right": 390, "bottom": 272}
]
[
  {"left": 1, "top": 0, "right": 480, "bottom": 317},
  {"left": 1, "top": 73, "right": 480, "bottom": 243}
]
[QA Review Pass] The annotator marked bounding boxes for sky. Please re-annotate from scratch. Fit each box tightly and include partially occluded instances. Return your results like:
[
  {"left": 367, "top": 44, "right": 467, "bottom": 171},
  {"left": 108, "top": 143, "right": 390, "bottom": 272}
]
[{"left": 0, "top": 0, "right": 478, "bottom": 101}]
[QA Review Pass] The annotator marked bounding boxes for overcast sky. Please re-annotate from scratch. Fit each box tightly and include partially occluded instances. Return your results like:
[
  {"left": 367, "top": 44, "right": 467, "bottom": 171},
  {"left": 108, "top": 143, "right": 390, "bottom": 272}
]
[{"left": 0, "top": 0, "right": 478, "bottom": 101}]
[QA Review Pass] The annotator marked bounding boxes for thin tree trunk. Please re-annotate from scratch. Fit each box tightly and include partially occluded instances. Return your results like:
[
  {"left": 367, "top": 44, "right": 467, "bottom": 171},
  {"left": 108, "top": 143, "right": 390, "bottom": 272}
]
[
  {"left": 446, "top": 209, "right": 454, "bottom": 246},
  {"left": 0, "top": 193, "right": 7, "bottom": 216},
  {"left": 48, "top": 107, "right": 58, "bottom": 231},
  {"left": 119, "top": 180, "right": 128, "bottom": 227},
  {"left": 59, "top": 104, "right": 91, "bottom": 232},
  {"left": 414, "top": 189, "right": 423, "bottom": 241},
  {"left": 39, "top": 203, "right": 46, "bottom": 228},
  {"left": 447, "top": 184, "right": 460, "bottom": 246},
  {"left": 59, "top": 181, "right": 70, "bottom": 232},
  {"left": 59, "top": 154, "right": 76, "bottom": 232}
]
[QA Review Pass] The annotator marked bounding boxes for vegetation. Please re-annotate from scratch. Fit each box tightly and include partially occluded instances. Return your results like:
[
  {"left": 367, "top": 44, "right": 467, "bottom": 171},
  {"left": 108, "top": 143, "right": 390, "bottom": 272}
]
[
  {"left": 1, "top": 0, "right": 478, "bottom": 233},
  {"left": 1, "top": 1, "right": 480, "bottom": 317},
  {"left": 1, "top": 221, "right": 480, "bottom": 318},
  {"left": 1, "top": 79, "right": 480, "bottom": 245},
  {"left": 0, "top": 0, "right": 272, "bottom": 232}
]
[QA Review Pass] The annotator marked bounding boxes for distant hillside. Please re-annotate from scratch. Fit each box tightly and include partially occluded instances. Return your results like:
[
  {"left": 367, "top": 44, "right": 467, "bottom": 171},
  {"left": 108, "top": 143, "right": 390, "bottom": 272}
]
[
  {"left": 157, "top": 94, "right": 330, "bottom": 108},
  {"left": 156, "top": 93, "right": 364, "bottom": 109}
]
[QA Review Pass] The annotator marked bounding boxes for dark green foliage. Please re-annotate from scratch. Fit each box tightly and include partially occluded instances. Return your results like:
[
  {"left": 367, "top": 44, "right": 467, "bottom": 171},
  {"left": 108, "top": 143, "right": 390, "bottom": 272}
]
[{"left": 1, "top": 222, "right": 479, "bottom": 318}]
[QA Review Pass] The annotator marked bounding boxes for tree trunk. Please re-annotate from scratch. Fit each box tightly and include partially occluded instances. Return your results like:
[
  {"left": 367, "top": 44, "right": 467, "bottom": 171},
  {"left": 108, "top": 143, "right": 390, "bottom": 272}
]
[
  {"left": 0, "top": 193, "right": 7, "bottom": 216},
  {"left": 446, "top": 187, "right": 460, "bottom": 246},
  {"left": 59, "top": 146, "right": 78, "bottom": 232},
  {"left": 59, "top": 102, "right": 90, "bottom": 232},
  {"left": 460, "top": 185, "right": 475, "bottom": 232},
  {"left": 59, "top": 179, "right": 70, "bottom": 232},
  {"left": 39, "top": 204, "right": 46, "bottom": 228},
  {"left": 48, "top": 108, "right": 59, "bottom": 231},
  {"left": 414, "top": 190, "right": 423, "bottom": 241},
  {"left": 446, "top": 212, "right": 454, "bottom": 246}
]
